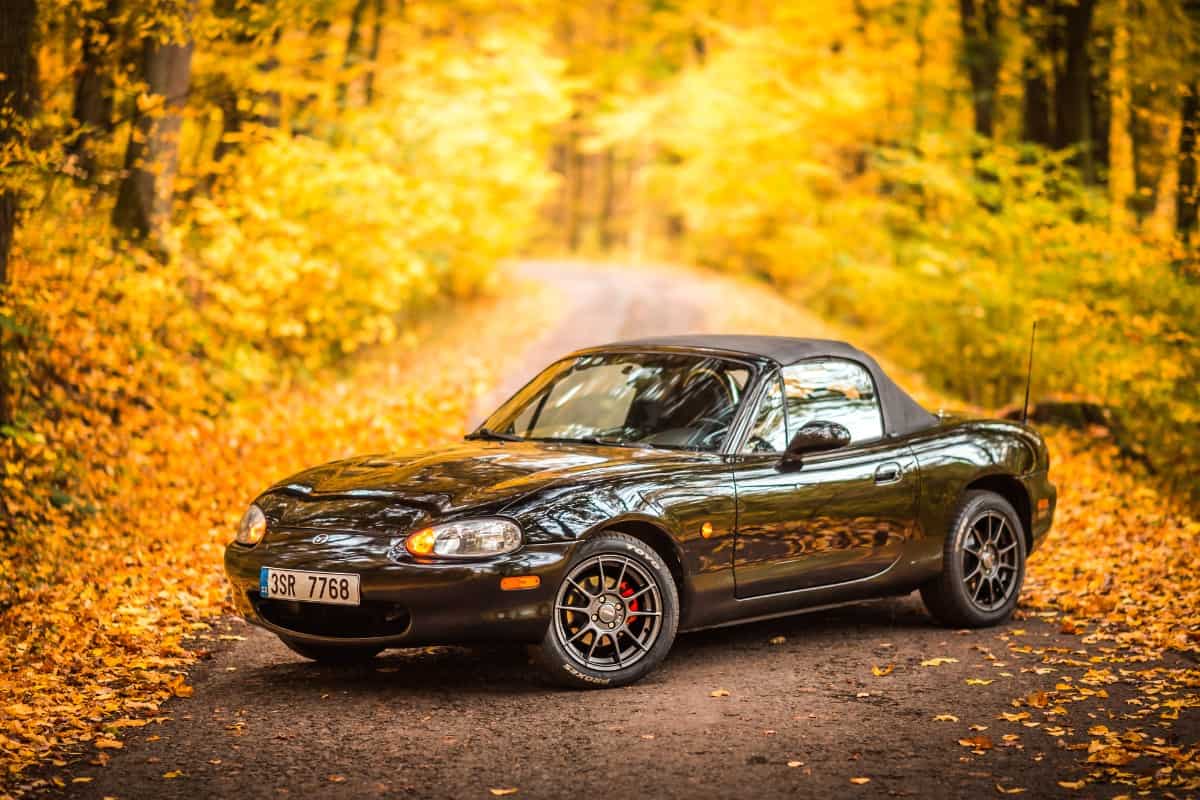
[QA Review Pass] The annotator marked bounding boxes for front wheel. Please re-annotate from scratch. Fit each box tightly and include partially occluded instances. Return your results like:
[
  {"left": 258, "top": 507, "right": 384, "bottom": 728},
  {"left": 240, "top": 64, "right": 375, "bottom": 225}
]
[
  {"left": 534, "top": 533, "right": 679, "bottom": 689},
  {"left": 920, "top": 490, "right": 1027, "bottom": 628},
  {"left": 281, "top": 638, "right": 383, "bottom": 664}
]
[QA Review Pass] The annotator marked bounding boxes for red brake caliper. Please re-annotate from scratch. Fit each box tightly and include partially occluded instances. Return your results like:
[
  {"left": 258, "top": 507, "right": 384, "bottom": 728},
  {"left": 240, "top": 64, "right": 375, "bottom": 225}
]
[{"left": 619, "top": 581, "right": 639, "bottom": 624}]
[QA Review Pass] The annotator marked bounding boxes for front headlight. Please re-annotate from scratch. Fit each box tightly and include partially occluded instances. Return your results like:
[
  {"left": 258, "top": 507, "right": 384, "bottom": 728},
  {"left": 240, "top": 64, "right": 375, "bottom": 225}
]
[
  {"left": 405, "top": 518, "right": 522, "bottom": 559},
  {"left": 236, "top": 504, "right": 267, "bottom": 546}
]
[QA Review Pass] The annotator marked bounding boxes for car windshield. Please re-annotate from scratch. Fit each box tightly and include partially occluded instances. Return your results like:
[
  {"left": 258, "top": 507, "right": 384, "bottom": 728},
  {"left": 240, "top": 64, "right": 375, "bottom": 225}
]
[{"left": 479, "top": 352, "right": 753, "bottom": 452}]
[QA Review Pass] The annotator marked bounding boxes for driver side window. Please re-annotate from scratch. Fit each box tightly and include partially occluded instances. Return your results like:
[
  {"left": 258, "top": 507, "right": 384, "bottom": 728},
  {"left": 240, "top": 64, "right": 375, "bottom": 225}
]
[{"left": 744, "top": 373, "right": 788, "bottom": 453}]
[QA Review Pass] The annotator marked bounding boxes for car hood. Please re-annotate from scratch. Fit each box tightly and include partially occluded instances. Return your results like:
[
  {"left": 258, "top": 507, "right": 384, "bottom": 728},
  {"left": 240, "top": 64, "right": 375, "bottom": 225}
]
[{"left": 259, "top": 440, "right": 693, "bottom": 531}]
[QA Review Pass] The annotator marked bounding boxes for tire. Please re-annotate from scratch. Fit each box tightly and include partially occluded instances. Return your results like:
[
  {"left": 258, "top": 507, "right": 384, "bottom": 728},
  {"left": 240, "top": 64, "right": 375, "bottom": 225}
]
[
  {"left": 534, "top": 532, "right": 680, "bottom": 689},
  {"left": 281, "top": 638, "right": 384, "bottom": 664},
  {"left": 920, "top": 490, "right": 1027, "bottom": 628}
]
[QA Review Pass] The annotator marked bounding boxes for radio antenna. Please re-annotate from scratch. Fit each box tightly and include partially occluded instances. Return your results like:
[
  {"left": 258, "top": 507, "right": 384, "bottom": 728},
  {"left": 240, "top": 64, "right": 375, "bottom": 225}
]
[{"left": 1021, "top": 320, "right": 1038, "bottom": 425}]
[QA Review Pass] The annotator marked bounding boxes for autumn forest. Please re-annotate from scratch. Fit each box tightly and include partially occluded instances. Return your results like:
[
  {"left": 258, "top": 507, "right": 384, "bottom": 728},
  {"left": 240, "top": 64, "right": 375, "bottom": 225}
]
[{"left": 0, "top": 0, "right": 1197, "bottom": 795}]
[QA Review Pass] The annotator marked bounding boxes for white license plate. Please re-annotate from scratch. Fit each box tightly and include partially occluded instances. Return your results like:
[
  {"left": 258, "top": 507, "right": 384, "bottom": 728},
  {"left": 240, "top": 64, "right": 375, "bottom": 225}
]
[{"left": 260, "top": 567, "right": 361, "bottom": 606}]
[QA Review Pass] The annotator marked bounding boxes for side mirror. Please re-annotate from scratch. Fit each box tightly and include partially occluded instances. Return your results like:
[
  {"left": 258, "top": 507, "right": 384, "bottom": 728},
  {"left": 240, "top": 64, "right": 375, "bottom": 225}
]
[{"left": 780, "top": 421, "right": 851, "bottom": 469}]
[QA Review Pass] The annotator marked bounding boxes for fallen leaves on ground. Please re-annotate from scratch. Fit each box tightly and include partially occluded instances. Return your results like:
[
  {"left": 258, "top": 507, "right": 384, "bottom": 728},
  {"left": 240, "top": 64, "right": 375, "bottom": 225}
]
[
  {"left": 0, "top": 285, "right": 560, "bottom": 787},
  {"left": 871, "top": 664, "right": 894, "bottom": 677}
]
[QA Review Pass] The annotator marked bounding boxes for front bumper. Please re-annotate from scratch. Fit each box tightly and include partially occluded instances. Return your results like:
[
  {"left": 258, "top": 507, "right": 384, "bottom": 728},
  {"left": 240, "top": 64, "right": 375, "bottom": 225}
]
[{"left": 224, "top": 530, "right": 576, "bottom": 647}]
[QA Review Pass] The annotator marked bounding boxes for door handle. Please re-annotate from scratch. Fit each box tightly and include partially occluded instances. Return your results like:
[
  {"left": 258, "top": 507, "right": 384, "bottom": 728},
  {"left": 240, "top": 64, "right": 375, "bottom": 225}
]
[{"left": 874, "top": 462, "right": 902, "bottom": 485}]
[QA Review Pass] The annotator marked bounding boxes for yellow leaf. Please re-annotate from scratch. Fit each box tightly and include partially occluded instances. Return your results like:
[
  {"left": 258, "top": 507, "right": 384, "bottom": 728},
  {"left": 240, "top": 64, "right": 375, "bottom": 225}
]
[
  {"left": 995, "top": 785, "right": 1027, "bottom": 794},
  {"left": 966, "top": 678, "right": 994, "bottom": 686},
  {"left": 849, "top": 777, "right": 871, "bottom": 785},
  {"left": 489, "top": 789, "right": 518, "bottom": 797},
  {"left": 94, "top": 738, "right": 123, "bottom": 750},
  {"left": 920, "top": 657, "right": 958, "bottom": 667},
  {"left": 872, "top": 664, "right": 894, "bottom": 677},
  {"left": 162, "top": 770, "right": 184, "bottom": 779},
  {"left": 958, "top": 736, "right": 994, "bottom": 750},
  {"left": 1058, "top": 780, "right": 1086, "bottom": 790},
  {"left": 710, "top": 689, "right": 730, "bottom": 697},
  {"left": 933, "top": 714, "right": 959, "bottom": 722}
]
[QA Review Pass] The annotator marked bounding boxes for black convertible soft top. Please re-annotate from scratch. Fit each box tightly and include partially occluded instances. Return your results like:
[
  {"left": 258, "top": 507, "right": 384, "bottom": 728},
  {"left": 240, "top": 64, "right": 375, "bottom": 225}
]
[{"left": 600, "top": 334, "right": 938, "bottom": 437}]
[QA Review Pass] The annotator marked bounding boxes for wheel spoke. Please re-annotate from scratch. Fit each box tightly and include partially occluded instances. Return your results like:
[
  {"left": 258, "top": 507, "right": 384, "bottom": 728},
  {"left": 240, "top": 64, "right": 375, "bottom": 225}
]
[
  {"left": 626, "top": 585, "right": 654, "bottom": 601},
  {"left": 597, "top": 557, "right": 606, "bottom": 590},
  {"left": 565, "top": 625, "right": 592, "bottom": 645},
  {"left": 972, "top": 577, "right": 985, "bottom": 602},
  {"left": 568, "top": 577, "right": 596, "bottom": 598},
  {"left": 615, "top": 558, "right": 629, "bottom": 590},
  {"left": 556, "top": 602, "right": 589, "bottom": 611},
  {"left": 623, "top": 627, "right": 650, "bottom": 652},
  {"left": 963, "top": 564, "right": 982, "bottom": 583}
]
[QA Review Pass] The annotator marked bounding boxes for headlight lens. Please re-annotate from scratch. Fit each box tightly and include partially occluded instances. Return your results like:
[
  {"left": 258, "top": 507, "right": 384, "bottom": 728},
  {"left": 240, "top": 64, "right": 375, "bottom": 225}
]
[
  {"left": 236, "top": 504, "right": 267, "bottom": 546},
  {"left": 406, "top": 518, "right": 521, "bottom": 559}
]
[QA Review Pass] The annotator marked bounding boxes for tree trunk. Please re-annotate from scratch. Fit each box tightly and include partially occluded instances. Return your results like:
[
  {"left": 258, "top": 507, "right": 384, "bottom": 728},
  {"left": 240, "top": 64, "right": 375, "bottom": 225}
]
[
  {"left": 112, "top": 12, "right": 195, "bottom": 249},
  {"left": 958, "top": 0, "right": 1002, "bottom": 138},
  {"left": 912, "top": 0, "right": 933, "bottom": 143},
  {"left": 70, "top": 0, "right": 120, "bottom": 180},
  {"left": 1177, "top": 83, "right": 1199, "bottom": 244},
  {"left": 1107, "top": 0, "right": 1134, "bottom": 229},
  {"left": 1020, "top": 0, "right": 1054, "bottom": 146},
  {"left": 364, "top": 0, "right": 390, "bottom": 106},
  {"left": 0, "top": 0, "right": 38, "bottom": 285},
  {"left": 566, "top": 120, "right": 585, "bottom": 252},
  {"left": 598, "top": 147, "right": 617, "bottom": 251},
  {"left": 0, "top": 0, "right": 38, "bottom": 427},
  {"left": 337, "top": 0, "right": 370, "bottom": 110},
  {"left": 1054, "top": 0, "right": 1096, "bottom": 175}
]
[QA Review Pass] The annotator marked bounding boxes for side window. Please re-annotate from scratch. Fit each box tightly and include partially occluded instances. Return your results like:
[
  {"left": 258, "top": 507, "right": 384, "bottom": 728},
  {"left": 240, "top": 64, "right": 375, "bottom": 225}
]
[
  {"left": 743, "top": 372, "right": 788, "bottom": 453},
  {"left": 781, "top": 359, "right": 883, "bottom": 443}
]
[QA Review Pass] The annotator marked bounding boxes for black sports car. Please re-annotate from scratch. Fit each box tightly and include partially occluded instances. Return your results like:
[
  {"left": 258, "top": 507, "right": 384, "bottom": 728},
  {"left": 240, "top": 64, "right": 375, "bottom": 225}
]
[{"left": 226, "top": 336, "right": 1056, "bottom": 688}]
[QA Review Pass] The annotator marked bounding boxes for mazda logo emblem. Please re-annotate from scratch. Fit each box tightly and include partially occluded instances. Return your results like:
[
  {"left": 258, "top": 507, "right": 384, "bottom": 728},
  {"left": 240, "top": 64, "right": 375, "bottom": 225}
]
[{"left": 311, "top": 533, "right": 329, "bottom": 544}]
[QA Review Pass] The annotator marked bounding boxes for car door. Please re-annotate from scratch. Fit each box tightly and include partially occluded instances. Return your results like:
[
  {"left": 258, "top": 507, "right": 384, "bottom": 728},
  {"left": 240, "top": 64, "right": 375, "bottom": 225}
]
[{"left": 732, "top": 359, "right": 919, "bottom": 599}]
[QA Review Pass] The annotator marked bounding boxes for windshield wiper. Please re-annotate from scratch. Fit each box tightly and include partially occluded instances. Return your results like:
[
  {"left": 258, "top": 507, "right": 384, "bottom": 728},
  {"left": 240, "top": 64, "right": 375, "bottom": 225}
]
[
  {"left": 465, "top": 427, "right": 524, "bottom": 442},
  {"left": 530, "top": 436, "right": 628, "bottom": 447}
]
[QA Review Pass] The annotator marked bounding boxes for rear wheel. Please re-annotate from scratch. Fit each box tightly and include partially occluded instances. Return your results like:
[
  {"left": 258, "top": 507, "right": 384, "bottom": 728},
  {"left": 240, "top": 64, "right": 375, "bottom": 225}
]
[
  {"left": 921, "top": 490, "right": 1027, "bottom": 628},
  {"left": 281, "top": 638, "right": 383, "bottom": 664},
  {"left": 534, "top": 532, "right": 679, "bottom": 689}
]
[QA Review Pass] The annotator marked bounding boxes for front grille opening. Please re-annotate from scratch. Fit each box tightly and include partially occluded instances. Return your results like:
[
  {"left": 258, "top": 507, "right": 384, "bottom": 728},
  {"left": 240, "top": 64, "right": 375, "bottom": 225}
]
[{"left": 252, "top": 594, "right": 411, "bottom": 638}]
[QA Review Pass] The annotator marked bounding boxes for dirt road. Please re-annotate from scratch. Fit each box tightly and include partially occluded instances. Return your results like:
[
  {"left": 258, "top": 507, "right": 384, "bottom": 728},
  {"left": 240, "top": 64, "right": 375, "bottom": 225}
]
[{"left": 40, "top": 262, "right": 1195, "bottom": 800}]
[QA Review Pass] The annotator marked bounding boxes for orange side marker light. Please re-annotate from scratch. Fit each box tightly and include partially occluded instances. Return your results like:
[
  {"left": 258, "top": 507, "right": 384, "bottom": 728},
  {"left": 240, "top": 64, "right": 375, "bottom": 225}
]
[
  {"left": 701, "top": 522, "right": 714, "bottom": 539},
  {"left": 405, "top": 527, "right": 437, "bottom": 557},
  {"left": 500, "top": 575, "right": 541, "bottom": 591}
]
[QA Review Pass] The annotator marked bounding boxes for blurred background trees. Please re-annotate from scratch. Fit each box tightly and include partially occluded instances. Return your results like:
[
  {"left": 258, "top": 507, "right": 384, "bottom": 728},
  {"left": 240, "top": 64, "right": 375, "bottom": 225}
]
[{"left": 0, "top": 0, "right": 1196, "bottom": 522}]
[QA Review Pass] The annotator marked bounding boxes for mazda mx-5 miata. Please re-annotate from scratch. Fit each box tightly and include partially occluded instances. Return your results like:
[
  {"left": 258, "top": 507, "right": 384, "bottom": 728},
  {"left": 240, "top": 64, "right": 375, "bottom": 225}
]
[{"left": 226, "top": 336, "right": 1056, "bottom": 688}]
